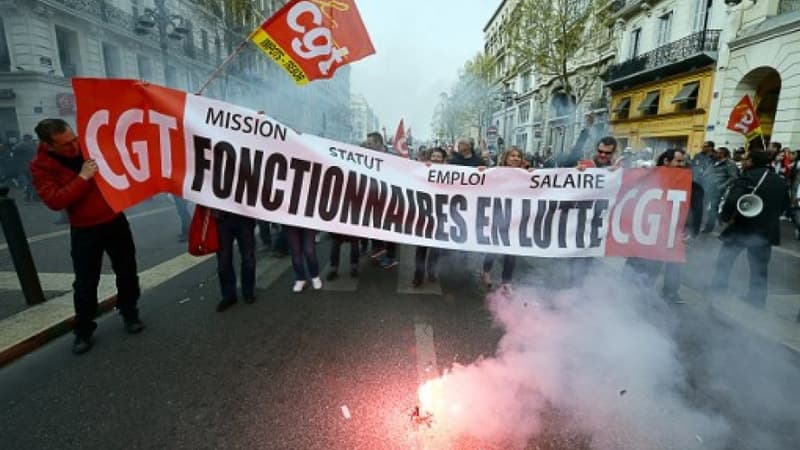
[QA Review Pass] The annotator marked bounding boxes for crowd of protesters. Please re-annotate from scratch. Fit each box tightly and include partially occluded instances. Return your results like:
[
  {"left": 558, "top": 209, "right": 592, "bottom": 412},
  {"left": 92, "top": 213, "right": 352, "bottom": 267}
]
[{"left": 20, "top": 115, "right": 800, "bottom": 354}]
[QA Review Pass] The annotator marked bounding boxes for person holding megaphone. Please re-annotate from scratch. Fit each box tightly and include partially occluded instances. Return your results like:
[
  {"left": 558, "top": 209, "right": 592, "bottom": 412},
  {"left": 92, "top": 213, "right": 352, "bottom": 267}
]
[{"left": 709, "top": 150, "right": 790, "bottom": 308}]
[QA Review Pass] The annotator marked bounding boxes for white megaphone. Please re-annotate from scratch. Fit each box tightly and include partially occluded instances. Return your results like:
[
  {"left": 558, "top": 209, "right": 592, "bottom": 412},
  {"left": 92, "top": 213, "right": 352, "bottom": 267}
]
[
  {"left": 736, "top": 170, "right": 769, "bottom": 218},
  {"left": 737, "top": 193, "right": 763, "bottom": 217}
]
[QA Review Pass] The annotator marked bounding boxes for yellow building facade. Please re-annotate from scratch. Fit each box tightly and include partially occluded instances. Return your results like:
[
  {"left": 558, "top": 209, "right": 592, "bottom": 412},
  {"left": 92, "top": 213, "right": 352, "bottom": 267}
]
[{"left": 609, "top": 68, "right": 715, "bottom": 156}]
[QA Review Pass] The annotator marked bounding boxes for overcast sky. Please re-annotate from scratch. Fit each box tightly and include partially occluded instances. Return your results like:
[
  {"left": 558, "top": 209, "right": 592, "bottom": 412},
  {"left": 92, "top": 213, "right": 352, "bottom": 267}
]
[{"left": 350, "top": 0, "right": 499, "bottom": 141}]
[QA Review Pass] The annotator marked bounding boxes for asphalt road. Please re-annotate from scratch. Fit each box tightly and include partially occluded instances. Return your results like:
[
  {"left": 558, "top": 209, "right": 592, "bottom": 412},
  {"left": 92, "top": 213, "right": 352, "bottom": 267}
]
[{"left": 1, "top": 187, "right": 799, "bottom": 449}]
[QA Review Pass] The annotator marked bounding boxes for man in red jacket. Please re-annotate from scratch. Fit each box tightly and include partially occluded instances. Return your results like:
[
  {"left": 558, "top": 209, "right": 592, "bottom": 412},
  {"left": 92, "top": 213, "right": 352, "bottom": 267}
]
[{"left": 31, "top": 118, "right": 143, "bottom": 355}]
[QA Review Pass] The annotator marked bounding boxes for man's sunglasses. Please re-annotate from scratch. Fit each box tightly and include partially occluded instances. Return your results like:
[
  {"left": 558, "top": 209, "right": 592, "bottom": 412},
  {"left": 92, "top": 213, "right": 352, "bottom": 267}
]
[{"left": 597, "top": 150, "right": 614, "bottom": 156}]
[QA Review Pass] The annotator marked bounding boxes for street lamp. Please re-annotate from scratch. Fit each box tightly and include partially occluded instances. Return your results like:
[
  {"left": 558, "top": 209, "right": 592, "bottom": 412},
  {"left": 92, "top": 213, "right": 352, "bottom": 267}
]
[
  {"left": 496, "top": 87, "right": 518, "bottom": 151},
  {"left": 134, "top": 0, "right": 190, "bottom": 86}
]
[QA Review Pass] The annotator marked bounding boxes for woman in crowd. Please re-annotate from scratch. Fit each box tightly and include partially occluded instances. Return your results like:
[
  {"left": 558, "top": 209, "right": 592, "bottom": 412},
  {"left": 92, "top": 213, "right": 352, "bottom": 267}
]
[
  {"left": 286, "top": 226, "right": 322, "bottom": 292},
  {"left": 479, "top": 146, "right": 525, "bottom": 295},
  {"left": 413, "top": 147, "right": 447, "bottom": 287}
]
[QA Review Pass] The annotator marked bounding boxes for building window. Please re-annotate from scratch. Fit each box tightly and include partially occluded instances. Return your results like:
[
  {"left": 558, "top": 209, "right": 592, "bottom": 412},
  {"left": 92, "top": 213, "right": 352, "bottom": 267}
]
[
  {"left": 629, "top": 28, "right": 641, "bottom": 58},
  {"left": 102, "top": 43, "right": 122, "bottom": 78},
  {"left": 516, "top": 133, "right": 528, "bottom": 151},
  {"left": 0, "top": 17, "right": 9, "bottom": 72},
  {"left": 657, "top": 12, "right": 673, "bottom": 46},
  {"left": 201, "top": 29, "right": 209, "bottom": 61},
  {"left": 638, "top": 91, "right": 660, "bottom": 116},
  {"left": 56, "top": 26, "right": 80, "bottom": 78},
  {"left": 518, "top": 103, "right": 530, "bottom": 123},
  {"left": 522, "top": 71, "right": 532, "bottom": 92},
  {"left": 693, "top": 0, "right": 712, "bottom": 32},
  {"left": 183, "top": 19, "right": 195, "bottom": 58},
  {"left": 614, "top": 97, "right": 631, "bottom": 119},
  {"left": 672, "top": 81, "right": 700, "bottom": 111},
  {"left": 137, "top": 55, "right": 152, "bottom": 80}
]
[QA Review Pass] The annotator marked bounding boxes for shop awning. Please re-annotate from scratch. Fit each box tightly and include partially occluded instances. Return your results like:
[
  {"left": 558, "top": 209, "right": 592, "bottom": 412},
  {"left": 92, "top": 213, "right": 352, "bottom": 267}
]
[
  {"left": 613, "top": 97, "right": 631, "bottom": 113},
  {"left": 637, "top": 91, "right": 660, "bottom": 111},
  {"left": 672, "top": 82, "right": 700, "bottom": 104}
]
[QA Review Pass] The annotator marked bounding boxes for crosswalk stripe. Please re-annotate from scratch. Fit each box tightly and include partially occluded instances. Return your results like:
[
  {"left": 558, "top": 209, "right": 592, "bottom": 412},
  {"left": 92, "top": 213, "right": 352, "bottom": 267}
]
[
  {"left": 0, "top": 272, "right": 114, "bottom": 291},
  {"left": 397, "top": 245, "right": 442, "bottom": 295},
  {"left": 255, "top": 256, "right": 292, "bottom": 290},
  {"left": 0, "top": 206, "right": 174, "bottom": 252}
]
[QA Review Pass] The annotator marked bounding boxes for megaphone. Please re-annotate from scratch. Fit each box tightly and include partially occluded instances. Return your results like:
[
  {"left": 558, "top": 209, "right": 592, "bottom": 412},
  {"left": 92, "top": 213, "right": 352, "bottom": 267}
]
[{"left": 736, "top": 193, "right": 763, "bottom": 218}]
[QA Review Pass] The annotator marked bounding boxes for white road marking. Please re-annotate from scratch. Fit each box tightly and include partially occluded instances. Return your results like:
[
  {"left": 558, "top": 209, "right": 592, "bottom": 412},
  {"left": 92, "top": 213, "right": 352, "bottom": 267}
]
[
  {"left": 397, "top": 245, "right": 442, "bottom": 295},
  {"left": 413, "top": 317, "right": 438, "bottom": 382},
  {"left": 0, "top": 272, "right": 114, "bottom": 291},
  {"left": 0, "top": 206, "right": 173, "bottom": 252},
  {"left": 0, "top": 251, "right": 213, "bottom": 352}
]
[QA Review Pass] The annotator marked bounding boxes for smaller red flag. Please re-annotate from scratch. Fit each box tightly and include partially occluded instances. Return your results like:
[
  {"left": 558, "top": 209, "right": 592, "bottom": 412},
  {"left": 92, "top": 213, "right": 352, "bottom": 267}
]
[
  {"left": 726, "top": 95, "right": 762, "bottom": 140},
  {"left": 250, "top": 0, "right": 375, "bottom": 85},
  {"left": 394, "top": 119, "right": 409, "bottom": 158}
]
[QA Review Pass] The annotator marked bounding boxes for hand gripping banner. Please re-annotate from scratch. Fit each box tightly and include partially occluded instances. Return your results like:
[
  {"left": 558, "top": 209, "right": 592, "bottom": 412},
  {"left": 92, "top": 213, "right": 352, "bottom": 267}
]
[{"left": 73, "top": 79, "right": 691, "bottom": 262}]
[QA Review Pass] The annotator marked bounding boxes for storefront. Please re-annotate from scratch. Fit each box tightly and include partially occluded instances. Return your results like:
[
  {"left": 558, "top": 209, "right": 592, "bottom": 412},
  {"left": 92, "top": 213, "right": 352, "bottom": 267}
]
[{"left": 609, "top": 67, "right": 714, "bottom": 156}]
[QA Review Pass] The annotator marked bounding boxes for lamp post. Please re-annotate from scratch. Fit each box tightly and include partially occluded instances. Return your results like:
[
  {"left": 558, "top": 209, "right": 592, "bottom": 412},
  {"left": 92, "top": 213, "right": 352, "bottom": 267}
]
[
  {"left": 134, "top": 0, "right": 190, "bottom": 87},
  {"left": 497, "top": 87, "right": 517, "bottom": 151}
]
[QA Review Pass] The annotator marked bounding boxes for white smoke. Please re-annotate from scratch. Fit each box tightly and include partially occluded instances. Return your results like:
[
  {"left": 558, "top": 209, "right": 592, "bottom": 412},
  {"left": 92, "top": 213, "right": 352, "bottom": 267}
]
[{"left": 419, "top": 271, "right": 732, "bottom": 449}]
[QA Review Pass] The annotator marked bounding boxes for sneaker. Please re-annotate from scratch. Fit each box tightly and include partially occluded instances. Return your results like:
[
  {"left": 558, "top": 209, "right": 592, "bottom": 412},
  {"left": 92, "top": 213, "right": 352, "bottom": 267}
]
[
  {"left": 663, "top": 292, "right": 685, "bottom": 304},
  {"left": 379, "top": 257, "right": 398, "bottom": 269},
  {"left": 311, "top": 277, "right": 323, "bottom": 290},
  {"left": 216, "top": 298, "right": 237, "bottom": 312},
  {"left": 350, "top": 267, "right": 359, "bottom": 278},
  {"left": 292, "top": 280, "right": 306, "bottom": 292},
  {"left": 369, "top": 248, "right": 387, "bottom": 260},
  {"left": 500, "top": 283, "right": 513, "bottom": 296},
  {"left": 72, "top": 335, "right": 94, "bottom": 355},
  {"left": 326, "top": 269, "right": 339, "bottom": 281}
]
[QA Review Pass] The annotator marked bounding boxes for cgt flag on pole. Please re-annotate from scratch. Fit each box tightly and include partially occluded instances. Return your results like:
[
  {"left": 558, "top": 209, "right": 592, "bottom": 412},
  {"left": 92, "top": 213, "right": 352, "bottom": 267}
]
[
  {"left": 250, "top": 0, "right": 375, "bottom": 86},
  {"left": 726, "top": 95, "right": 763, "bottom": 141},
  {"left": 393, "top": 119, "right": 409, "bottom": 158}
]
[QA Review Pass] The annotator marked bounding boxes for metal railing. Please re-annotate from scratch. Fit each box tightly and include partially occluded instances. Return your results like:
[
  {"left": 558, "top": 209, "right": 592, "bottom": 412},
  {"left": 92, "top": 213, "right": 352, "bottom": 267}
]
[{"left": 607, "top": 29, "right": 720, "bottom": 82}]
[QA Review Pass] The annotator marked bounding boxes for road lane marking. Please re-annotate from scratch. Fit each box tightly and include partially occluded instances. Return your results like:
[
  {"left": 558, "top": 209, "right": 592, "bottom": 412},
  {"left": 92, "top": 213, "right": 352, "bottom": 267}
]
[
  {"left": 0, "top": 252, "right": 213, "bottom": 357},
  {"left": 0, "top": 206, "right": 174, "bottom": 252},
  {"left": 397, "top": 245, "right": 442, "bottom": 295},
  {"left": 0, "top": 272, "right": 114, "bottom": 291}
]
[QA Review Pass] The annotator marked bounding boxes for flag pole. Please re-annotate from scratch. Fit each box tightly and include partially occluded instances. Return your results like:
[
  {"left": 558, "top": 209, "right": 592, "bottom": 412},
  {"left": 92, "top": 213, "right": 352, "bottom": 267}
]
[{"left": 196, "top": 35, "right": 253, "bottom": 96}]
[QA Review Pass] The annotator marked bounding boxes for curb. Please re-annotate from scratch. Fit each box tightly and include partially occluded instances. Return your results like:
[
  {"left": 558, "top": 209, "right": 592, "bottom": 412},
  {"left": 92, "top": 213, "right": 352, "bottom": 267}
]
[{"left": 0, "top": 294, "right": 118, "bottom": 368}]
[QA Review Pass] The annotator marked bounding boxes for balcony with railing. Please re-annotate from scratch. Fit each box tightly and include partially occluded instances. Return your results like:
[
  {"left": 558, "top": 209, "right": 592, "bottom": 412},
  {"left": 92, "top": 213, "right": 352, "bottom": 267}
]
[{"left": 605, "top": 29, "right": 720, "bottom": 89}]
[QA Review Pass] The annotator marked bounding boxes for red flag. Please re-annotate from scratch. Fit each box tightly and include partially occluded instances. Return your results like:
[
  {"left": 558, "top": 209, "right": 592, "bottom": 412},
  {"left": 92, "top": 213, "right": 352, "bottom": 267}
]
[
  {"left": 250, "top": 0, "right": 375, "bottom": 85},
  {"left": 394, "top": 119, "right": 409, "bottom": 158},
  {"left": 726, "top": 95, "right": 762, "bottom": 140}
]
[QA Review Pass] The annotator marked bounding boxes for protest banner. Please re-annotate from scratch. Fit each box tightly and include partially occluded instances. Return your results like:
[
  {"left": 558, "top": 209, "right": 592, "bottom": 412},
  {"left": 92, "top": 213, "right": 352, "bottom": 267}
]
[{"left": 73, "top": 78, "right": 691, "bottom": 262}]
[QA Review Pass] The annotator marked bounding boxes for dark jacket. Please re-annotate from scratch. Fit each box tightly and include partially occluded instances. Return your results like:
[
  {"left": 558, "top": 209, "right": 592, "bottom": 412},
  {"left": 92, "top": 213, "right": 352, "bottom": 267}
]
[
  {"left": 448, "top": 152, "right": 483, "bottom": 167},
  {"left": 720, "top": 166, "right": 789, "bottom": 246},
  {"left": 30, "top": 144, "right": 119, "bottom": 227},
  {"left": 709, "top": 159, "right": 739, "bottom": 194}
]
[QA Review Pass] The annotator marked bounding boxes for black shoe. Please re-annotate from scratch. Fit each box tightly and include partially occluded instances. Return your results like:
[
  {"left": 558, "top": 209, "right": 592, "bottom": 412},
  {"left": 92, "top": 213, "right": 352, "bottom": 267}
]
[
  {"left": 412, "top": 274, "right": 423, "bottom": 287},
  {"left": 124, "top": 318, "right": 145, "bottom": 334},
  {"left": 243, "top": 295, "right": 256, "bottom": 304},
  {"left": 350, "top": 267, "right": 359, "bottom": 278},
  {"left": 72, "top": 335, "right": 94, "bottom": 355},
  {"left": 216, "top": 298, "right": 237, "bottom": 312},
  {"left": 326, "top": 270, "right": 339, "bottom": 281}
]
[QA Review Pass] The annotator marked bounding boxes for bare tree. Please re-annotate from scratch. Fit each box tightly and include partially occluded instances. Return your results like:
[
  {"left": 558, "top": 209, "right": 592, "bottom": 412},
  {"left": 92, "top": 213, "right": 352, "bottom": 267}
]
[
  {"left": 431, "top": 52, "right": 496, "bottom": 142},
  {"left": 506, "top": 0, "right": 611, "bottom": 101}
]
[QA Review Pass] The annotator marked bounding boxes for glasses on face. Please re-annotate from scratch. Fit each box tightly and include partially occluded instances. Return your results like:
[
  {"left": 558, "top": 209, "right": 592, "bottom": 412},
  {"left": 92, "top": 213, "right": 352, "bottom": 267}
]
[{"left": 597, "top": 150, "right": 614, "bottom": 156}]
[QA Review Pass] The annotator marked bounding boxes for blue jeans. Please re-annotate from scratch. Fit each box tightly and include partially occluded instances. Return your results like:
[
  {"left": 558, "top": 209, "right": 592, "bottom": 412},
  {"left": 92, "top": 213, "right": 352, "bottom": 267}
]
[
  {"left": 286, "top": 226, "right": 319, "bottom": 280},
  {"left": 215, "top": 214, "right": 256, "bottom": 301},
  {"left": 173, "top": 195, "right": 191, "bottom": 236}
]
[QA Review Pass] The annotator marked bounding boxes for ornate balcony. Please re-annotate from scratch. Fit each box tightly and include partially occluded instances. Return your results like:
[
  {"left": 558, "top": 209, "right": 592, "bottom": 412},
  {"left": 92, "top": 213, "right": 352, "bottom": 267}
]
[{"left": 605, "top": 30, "right": 720, "bottom": 90}]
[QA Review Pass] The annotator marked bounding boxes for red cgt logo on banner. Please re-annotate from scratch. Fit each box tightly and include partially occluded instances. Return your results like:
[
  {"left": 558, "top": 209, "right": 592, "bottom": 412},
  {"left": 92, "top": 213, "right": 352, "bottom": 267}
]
[{"left": 250, "top": 0, "right": 375, "bottom": 85}]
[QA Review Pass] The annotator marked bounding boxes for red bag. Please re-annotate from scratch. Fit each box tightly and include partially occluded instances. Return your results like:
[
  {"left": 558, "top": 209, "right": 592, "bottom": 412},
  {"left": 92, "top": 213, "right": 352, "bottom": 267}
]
[{"left": 187, "top": 205, "right": 219, "bottom": 256}]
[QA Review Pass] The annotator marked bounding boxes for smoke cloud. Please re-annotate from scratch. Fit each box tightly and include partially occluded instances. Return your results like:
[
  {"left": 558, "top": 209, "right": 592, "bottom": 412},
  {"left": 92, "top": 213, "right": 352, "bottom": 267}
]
[{"left": 419, "top": 269, "right": 735, "bottom": 449}]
